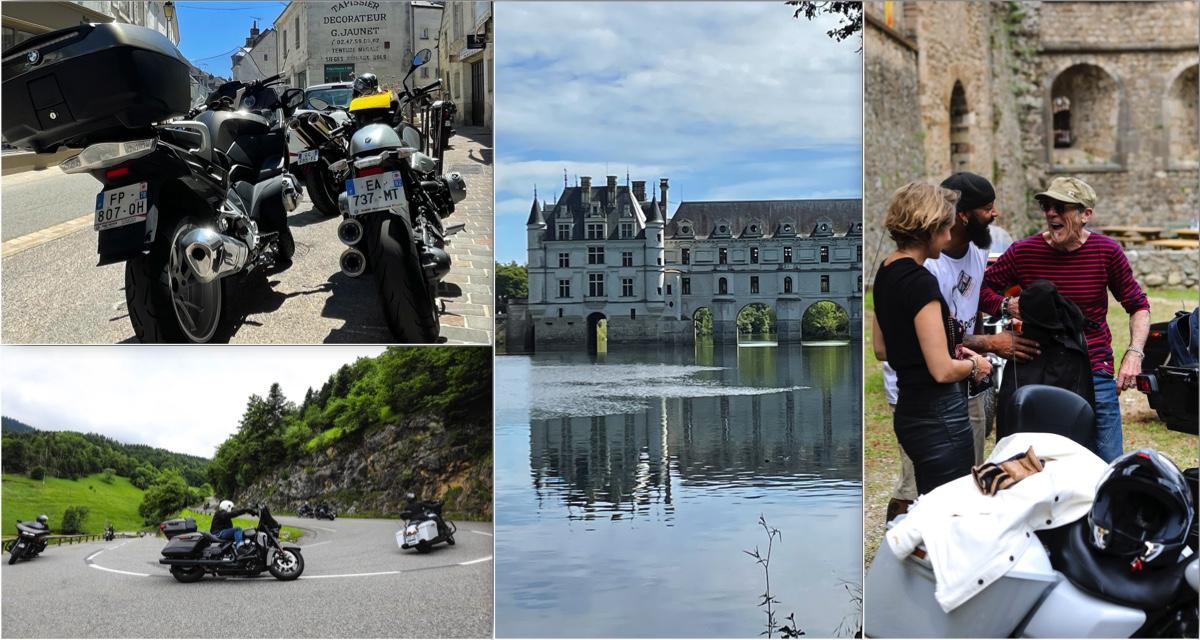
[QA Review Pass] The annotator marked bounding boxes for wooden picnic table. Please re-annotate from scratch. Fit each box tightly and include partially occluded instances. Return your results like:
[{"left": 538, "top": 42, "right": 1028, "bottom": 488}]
[
  {"left": 1099, "top": 225, "right": 1165, "bottom": 240},
  {"left": 1147, "top": 238, "right": 1199, "bottom": 250},
  {"left": 1175, "top": 229, "right": 1199, "bottom": 239}
]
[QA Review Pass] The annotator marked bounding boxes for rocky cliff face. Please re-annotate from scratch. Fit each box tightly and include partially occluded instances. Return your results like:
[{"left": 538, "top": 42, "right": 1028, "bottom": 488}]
[{"left": 238, "top": 414, "right": 491, "bottom": 520}]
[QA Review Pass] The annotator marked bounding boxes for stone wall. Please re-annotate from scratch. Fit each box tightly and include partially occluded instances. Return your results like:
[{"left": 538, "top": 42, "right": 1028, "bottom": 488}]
[{"left": 1126, "top": 249, "right": 1200, "bottom": 289}]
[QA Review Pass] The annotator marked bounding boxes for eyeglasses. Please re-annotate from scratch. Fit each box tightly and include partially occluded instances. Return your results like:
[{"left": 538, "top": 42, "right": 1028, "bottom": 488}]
[{"left": 1040, "top": 200, "right": 1081, "bottom": 215}]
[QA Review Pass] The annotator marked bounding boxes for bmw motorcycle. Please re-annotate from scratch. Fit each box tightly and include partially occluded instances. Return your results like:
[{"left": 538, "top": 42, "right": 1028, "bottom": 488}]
[
  {"left": 1, "top": 24, "right": 305, "bottom": 343},
  {"left": 396, "top": 493, "right": 456, "bottom": 553},
  {"left": 158, "top": 505, "right": 303, "bottom": 583},
  {"left": 5, "top": 520, "right": 50, "bottom": 565},
  {"left": 327, "top": 48, "right": 466, "bottom": 342},
  {"left": 288, "top": 100, "right": 351, "bottom": 217},
  {"left": 865, "top": 385, "right": 1199, "bottom": 638}
]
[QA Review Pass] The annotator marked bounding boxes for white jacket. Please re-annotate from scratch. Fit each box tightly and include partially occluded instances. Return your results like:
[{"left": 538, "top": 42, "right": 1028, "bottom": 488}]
[{"left": 885, "top": 432, "right": 1110, "bottom": 612}]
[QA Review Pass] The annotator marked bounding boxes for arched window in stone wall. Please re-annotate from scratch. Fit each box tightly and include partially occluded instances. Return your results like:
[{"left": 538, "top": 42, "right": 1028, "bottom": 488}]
[
  {"left": 1167, "top": 64, "right": 1199, "bottom": 169},
  {"left": 1049, "top": 64, "right": 1120, "bottom": 168},
  {"left": 783, "top": 277, "right": 793, "bottom": 294},
  {"left": 949, "top": 81, "right": 971, "bottom": 172}
]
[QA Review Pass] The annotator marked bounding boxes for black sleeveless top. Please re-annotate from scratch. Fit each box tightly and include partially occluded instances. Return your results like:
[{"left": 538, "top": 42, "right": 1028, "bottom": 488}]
[{"left": 874, "top": 258, "right": 954, "bottom": 390}]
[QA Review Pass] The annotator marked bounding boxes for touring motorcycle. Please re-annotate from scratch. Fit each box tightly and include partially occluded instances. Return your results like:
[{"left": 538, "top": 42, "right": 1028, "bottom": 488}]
[
  {"left": 396, "top": 493, "right": 456, "bottom": 553},
  {"left": 1, "top": 23, "right": 304, "bottom": 343},
  {"left": 865, "top": 385, "right": 1199, "bottom": 638},
  {"left": 6, "top": 518, "right": 50, "bottom": 565},
  {"left": 158, "top": 505, "right": 303, "bottom": 582},
  {"left": 1136, "top": 307, "right": 1199, "bottom": 435}
]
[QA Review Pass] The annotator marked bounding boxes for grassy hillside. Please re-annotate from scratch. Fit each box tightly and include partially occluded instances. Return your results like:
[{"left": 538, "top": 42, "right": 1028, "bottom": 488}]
[{"left": 2, "top": 473, "right": 146, "bottom": 534}]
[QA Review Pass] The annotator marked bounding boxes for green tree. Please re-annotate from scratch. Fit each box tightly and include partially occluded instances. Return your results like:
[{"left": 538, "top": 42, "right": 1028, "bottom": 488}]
[
  {"left": 694, "top": 308, "right": 713, "bottom": 338},
  {"left": 60, "top": 506, "right": 90, "bottom": 534},
  {"left": 29, "top": 465, "right": 45, "bottom": 481},
  {"left": 100, "top": 468, "right": 115, "bottom": 484},
  {"left": 137, "top": 469, "right": 194, "bottom": 525},
  {"left": 496, "top": 261, "right": 529, "bottom": 300},
  {"left": 789, "top": 1, "right": 863, "bottom": 51},
  {"left": 802, "top": 301, "right": 850, "bottom": 339},
  {"left": 129, "top": 463, "right": 157, "bottom": 490}
]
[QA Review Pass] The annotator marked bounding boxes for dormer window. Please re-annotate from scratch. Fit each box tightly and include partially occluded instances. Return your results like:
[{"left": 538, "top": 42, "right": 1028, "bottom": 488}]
[
  {"left": 783, "top": 224, "right": 794, "bottom": 234},
  {"left": 676, "top": 220, "right": 693, "bottom": 237}
]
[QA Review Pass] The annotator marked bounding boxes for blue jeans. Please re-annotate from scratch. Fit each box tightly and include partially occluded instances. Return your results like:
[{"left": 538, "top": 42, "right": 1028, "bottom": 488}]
[
  {"left": 216, "top": 527, "right": 243, "bottom": 545},
  {"left": 1092, "top": 371, "right": 1123, "bottom": 462}
]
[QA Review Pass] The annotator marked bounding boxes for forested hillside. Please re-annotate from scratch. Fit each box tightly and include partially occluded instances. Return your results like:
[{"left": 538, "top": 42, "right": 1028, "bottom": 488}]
[{"left": 2, "top": 428, "right": 209, "bottom": 487}]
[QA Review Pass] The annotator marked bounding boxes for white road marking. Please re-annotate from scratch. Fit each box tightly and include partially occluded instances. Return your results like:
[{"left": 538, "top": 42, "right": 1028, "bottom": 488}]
[
  {"left": 468, "top": 530, "right": 493, "bottom": 537},
  {"left": 301, "top": 541, "right": 332, "bottom": 548},
  {"left": 458, "top": 555, "right": 493, "bottom": 566},
  {"left": 307, "top": 525, "right": 338, "bottom": 533},
  {"left": 300, "top": 570, "right": 402, "bottom": 580},
  {"left": 85, "top": 540, "right": 129, "bottom": 561},
  {"left": 87, "top": 564, "right": 149, "bottom": 577}
]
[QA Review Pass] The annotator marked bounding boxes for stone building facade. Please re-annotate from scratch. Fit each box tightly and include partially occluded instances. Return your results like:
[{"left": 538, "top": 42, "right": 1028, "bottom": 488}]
[
  {"left": 513, "top": 176, "right": 863, "bottom": 350},
  {"left": 274, "top": 0, "right": 414, "bottom": 91},
  {"left": 231, "top": 22, "right": 277, "bottom": 83},
  {"left": 437, "top": 1, "right": 492, "bottom": 129},
  {"left": 865, "top": 1, "right": 1200, "bottom": 280}
]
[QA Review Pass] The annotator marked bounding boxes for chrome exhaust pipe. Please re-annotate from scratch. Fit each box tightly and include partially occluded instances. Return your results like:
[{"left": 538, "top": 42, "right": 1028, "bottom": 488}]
[
  {"left": 180, "top": 228, "right": 250, "bottom": 284},
  {"left": 287, "top": 112, "right": 336, "bottom": 149},
  {"left": 339, "top": 247, "right": 367, "bottom": 278},
  {"left": 281, "top": 174, "right": 301, "bottom": 212},
  {"left": 337, "top": 218, "right": 364, "bottom": 246}
]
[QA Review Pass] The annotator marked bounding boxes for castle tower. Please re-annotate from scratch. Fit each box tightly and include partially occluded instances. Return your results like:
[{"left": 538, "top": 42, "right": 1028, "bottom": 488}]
[
  {"left": 643, "top": 196, "right": 665, "bottom": 312},
  {"left": 526, "top": 195, "right": 547, "bottom": 304}
]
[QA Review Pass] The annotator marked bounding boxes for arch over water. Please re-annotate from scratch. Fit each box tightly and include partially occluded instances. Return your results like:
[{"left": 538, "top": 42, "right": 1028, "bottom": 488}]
[
  {"left": 587, "top": 312, "right": 607, "bottom": 354},
  {"left": 801, "top": 300, "right": 850, "bottom": 341},
  {"left": 736, "top": 302, "right": 776, "bottom": 343}
]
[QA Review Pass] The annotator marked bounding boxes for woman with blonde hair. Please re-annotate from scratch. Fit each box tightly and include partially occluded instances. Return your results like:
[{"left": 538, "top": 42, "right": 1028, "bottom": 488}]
[{"left": 872, "top": 181, "right": 993, "bottom": 495}]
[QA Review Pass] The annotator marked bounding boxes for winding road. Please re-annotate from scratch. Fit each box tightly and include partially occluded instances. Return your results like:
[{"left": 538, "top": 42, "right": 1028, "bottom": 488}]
[{"left": 0, "top": 516, "right": 493, "bottom": 638}]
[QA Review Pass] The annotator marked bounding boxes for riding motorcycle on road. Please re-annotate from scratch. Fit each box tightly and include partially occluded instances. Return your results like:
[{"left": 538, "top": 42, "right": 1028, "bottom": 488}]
[
  {"left": 315, "top": 503, "right": 337, "bottom": 521},
  {"left": 396, "top": 492, "right": 456, "bottom": 553},
  {"left": 297, "top": 503, "right": 314, "bottom": 518},
  {"left": 1, "top": 23, "right": 305, "bottom": 343},
  {"left": 866, "top": 385, "right": 1199, "bottom": 638},
  {"left": 158, "top": 505, "right": 303, "bottom": 583},
  {"left": 315, "top": 48, "right": 466, "bottom": 342},
  {"left": 103, "top": 524, "right": 115, "bottom": 542},
  {"left": 6, "top": 515, "right": 50, "bottom": 565}
]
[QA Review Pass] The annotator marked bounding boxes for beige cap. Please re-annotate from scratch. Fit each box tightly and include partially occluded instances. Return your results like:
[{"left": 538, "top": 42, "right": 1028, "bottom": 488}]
[{"left": 1036, "top": 176, "right": 1097, "bottom": 209}]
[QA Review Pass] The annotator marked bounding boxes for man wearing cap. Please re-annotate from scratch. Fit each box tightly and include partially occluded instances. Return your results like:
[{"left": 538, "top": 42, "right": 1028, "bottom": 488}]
[
  {"left": 884, "top": 172, "right": 1041, "bottom": 521},
  {"left": 981, "top": 176, "right": 1150, "bottom": 463}
]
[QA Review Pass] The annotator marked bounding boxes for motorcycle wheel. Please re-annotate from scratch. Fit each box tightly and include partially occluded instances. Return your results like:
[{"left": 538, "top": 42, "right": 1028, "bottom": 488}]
[
  {"left": 8, "top": 543, "right": 23, "bottom": 565},
  {"left": 416, "top": 540, "right": 431, "bottom": 554},
  {"left": 365, "top": 212, "right": 440, "bottom": 343},
  {"left": 302, "top": 164, "right": 341, "bottom": 217},
  {"left": 126, "top": 216, "right": 235, "bottom": 344},
  {"left": 268, "top": 549, "right": 304, "bottom": 581},
  {"left": 170, "top": 566, "right": 206, "bottom": 583}
]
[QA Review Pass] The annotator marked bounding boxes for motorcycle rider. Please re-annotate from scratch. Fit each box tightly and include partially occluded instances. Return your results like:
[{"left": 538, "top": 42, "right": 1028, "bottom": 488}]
[
  {"left": 212, "top": 500, "right": 257, "bottom": 557},
  {"left": 32, "top": 515, "right": 49, "bottom": 530}
]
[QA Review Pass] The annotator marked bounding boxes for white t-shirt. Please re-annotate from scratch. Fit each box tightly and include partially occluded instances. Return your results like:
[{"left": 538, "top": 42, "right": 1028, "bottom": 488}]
[{"left": 881, "top": 244, "right": 989, "bottom": 402}]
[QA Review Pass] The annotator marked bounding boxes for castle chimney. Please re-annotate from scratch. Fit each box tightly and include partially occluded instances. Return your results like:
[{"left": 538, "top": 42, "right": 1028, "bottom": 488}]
[
  {"left": 660, "top": 178, "right": 669, "bottom": 214},
  {"left": 580, "top": 176, "right": 592, "bottom": 205},
  {"left": 632, "top": 180, "right": 646, "bottom": 202}
]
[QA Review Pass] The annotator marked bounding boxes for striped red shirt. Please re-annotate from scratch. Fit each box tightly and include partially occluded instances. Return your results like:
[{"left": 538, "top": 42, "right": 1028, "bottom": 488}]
[{"left": 981, "top": 233, "right": 1149, "bottom": 375}]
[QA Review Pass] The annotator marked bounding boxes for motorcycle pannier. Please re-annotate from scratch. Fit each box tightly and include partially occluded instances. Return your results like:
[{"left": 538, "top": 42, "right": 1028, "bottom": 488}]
[
  {"left": 1, "top": 22, "right": 191, "bottom": 153},
  {"left": 160, "top": 516, "right": 197, "bottom": 539},
  {"left": 161, "top": 533, "right": 204, "bottom": 558}
]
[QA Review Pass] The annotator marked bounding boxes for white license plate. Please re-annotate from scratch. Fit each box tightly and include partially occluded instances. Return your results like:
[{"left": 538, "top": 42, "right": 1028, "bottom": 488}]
[
  {"left": 94, "top": 182, "right": 149, "bottom": 231},
  {"left": 297, "top": 149, "right": 319, "bottom": 165},
  {"left": 345, "top": 171, "right": 405, "bottom": 217}
]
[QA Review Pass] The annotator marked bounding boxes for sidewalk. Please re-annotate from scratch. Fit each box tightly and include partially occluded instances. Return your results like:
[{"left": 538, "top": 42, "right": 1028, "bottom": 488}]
[{"left": 438, "top": 126, "right": 494, "bottom": 345}]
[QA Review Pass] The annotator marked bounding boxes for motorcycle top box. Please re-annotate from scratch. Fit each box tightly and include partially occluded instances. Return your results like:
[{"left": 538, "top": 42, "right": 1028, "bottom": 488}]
[
  {"left": 1, "top": 22, "right": 191, "bottom": 153},
  {"left": 159, "top": 516, "right": 197, "bottom": 540}
]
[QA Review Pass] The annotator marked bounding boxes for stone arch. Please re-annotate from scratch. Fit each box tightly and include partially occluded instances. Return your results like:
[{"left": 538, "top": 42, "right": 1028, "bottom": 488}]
[
  {"left": 800, "top": 299, "right": 850, "bottom": 341},
  {"left": 586, "top": 312, "right": 607, "bottom": 354},
  {"left": 1046, "top": 62, "right": 1123, "bottom": 168},
  {"left": 692, "top": 306, "right": 713, "bottom": 341},
  {"left": 736, "top": 302, "right": 776, "bottom": 341},
  {"left": 949, "top": 80, "right": 971, "bottom": 172},
  {"left": 1165, "top": 62, "right": 1199, "bottom": 169}
]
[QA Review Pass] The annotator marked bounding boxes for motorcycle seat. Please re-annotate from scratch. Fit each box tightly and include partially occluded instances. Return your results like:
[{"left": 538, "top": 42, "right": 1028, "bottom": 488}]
[
  {"left": 1038, "top": 518, "right": 1188, "bottom": 610},
  {"left": 1000, "top": 384, "right": 1094, "bottom": 449}
]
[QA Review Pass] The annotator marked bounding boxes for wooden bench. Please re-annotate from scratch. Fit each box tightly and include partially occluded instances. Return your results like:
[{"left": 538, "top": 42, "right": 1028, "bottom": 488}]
[{"left": 1147, "top": 239, "right": 1200, "bottom": 250}]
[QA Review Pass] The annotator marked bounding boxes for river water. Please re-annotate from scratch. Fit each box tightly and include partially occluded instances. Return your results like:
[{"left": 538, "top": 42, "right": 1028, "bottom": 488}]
[{"left": 495, "top": 342, "right": 863, "bottom": 638}]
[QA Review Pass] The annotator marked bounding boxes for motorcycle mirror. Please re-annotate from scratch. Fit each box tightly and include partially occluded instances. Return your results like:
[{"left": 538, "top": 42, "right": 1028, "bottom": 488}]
[
  {"left": 309, "top": 96, "right": 329, "bottom": 111},
  {"left": 412, "top": 48, "right": 431, "bottom": 68},
  {"left": 282, "top": 88, "right": 305, "bottom": 110}
]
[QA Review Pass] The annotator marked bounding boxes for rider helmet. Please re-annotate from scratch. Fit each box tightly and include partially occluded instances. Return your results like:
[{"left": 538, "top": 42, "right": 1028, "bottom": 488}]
[
  {"left": 36, "top": 515, "right": 48, "bottom": 525},
  {"left": 218, "top": 499, "right": 234, "bottom": 513},
  {"left": 353, "top": 73, "right": 380, "bottom": 96},
  {"left": 1088, "top": 449, "right": 1194, "bottom": 570}
]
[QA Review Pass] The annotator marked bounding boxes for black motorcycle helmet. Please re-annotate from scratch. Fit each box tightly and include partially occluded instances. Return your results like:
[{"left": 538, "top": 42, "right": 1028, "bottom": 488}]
[
  {"left": 353, "top": 73, "right": 380, "bottom": 97},
  {"left": 1088, "top": 449, "right": 1194, "bottom": 570},
  {"left": 36, "top": 515, "right": 48, "bottom": 526}
]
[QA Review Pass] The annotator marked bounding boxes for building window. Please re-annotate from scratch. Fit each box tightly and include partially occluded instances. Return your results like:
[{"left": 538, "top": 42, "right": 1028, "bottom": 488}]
[
  {"left": 657, "top": 233, "right": 662, "bottom": 242},
  {"left": 857, "top": 245, "right": 862, "bottom": 263},
  {"left": 588, "top": 247, "right": 605, "bottom": 265},
  {"left": 621, "top": 278, "right": 634, "bottom": 297},
  {"left": 718, "top": 277, "right": 729, "bottom": 295},
  {"left": 586, "top": 223, "right": 605, "bottom": 240},
  {"left": 630, "top": 308, "right": 637, "bottom": 319},
  {"left": 421, "top": 27, "right": 430, "bottom": 40},
  {"left": 421, "top": 67, "right": 429, "bottom": 79},
  {"left": 294, "top": 17, "right": 300, "bottom": 49},
  {"left": 656, "top": 257, "right": 662, "bottom": 266},
  {"left": 557, "top": 224, "right": 571, "bottom": 240},
  {"left": 558, "top": 279, "right": 571, "bottom": 298},
  {"left": 784, "top": 277, "right": 793, "bottom": 293},
  {"left": 666, "top": 284, "right": 672, "bottom": 295},
  {"left": 719, "top": 248, "right": 728, "bottom": 265},
  {"left": 682, "top": 278, "right": 691, "bottom": 295},
  {"left": 681, "top": 248, "right": 690, "bottom": 265},
  {"left": 558, "top": 308, "right": 563, "bottom": 317},
  {"left": 619, "top": 222, "right": 634, "bottom": 239},
  {"left": 324, "top": 63, "right": 354, "bottom": 83},
  {"left": 821, "top": 275, "right": 830, "bottom": 293},
  {"left": 750, "top": 247, "right": 759, "bottom": 264},
  {"left": 857, "top": 275, "right": 863, "bottom": 291},
  {"left": 784, "top": 246, "right": 793, "bottom": 263},
  {"left": 821, "top": 246, "right": 829, "bottom": 263},
  {"left": 589, "top": 273, "right": 605, "bottom": 297},
  {"left": 558, "top": 252, "right": 570, "bottom": 268},
  {"left": 750, "top": 276, "right": 759, "bottom": 294},
  {"left": 283, "top": 30, "right": 287, "bottom": 53},
  {"left": 621, "top": 251, "right": 633, "bottom": 267}
]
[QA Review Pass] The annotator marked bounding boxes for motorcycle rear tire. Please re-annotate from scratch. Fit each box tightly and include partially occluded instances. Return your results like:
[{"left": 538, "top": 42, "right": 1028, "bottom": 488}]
[
  {"left": 366, "top": 213, "right": 440, "bottom": 343},
  {"left": 303, "top": 165, "right": 341, "bottom": 217},
  {"left": 170, "top": 566, "right": 206, "bottom": 583},
  {"left": 126, "top": 216, "right": 236, "bottom": 344},
  {"left": 8, "top": 544, "right": 22, "bottom": 565},
  {"left": 416, "top": 540, "right": 431, "bottom": 554},
  {"left": 268, "top": 549, "right": 304, "bottom": 581}
]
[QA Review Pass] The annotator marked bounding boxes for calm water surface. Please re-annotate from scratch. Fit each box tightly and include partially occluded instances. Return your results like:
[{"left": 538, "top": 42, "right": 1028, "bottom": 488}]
[{"left": 496, "top": 343, "right": 863, "bottom": 638}]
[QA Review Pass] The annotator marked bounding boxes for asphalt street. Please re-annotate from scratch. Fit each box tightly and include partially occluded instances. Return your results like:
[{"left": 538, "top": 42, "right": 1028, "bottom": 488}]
[
  {"left": 0, "top": 156, "right": 490, "bottom": 344},
  {"left": 0, "top": 516, "right": 494, "bottom": 638}
]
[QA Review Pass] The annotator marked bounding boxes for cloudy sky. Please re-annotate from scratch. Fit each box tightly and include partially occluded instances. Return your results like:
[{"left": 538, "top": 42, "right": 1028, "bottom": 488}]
[
  {"left": 494, "top": 2, "right": 863, "bottom": 263},
  {"left": 1, "top": 346, "right": 385, "bottom": 458}
]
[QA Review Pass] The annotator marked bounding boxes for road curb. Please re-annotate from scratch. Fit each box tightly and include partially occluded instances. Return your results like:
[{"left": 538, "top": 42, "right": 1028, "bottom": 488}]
[
  {"left": 1, "top": 149, "right": 77, "bottom": 175},
  {"left": 2, "top": 213, "right": 92, "bottom": 258}
]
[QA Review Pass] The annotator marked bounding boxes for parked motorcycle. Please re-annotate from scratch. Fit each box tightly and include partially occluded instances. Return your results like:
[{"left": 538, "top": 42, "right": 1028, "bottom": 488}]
[
  {"left": 326, "top": 48, "right": 466, "bottom": 342},
  {"left": 396, "top": 493, "right": 455, "bottom": 553},
  {"left": 6, "top": 517, "right": 51, "bottom": 565},
  {"left": 1, "top": 23, "right": 305, "bottom": 343},
  {"left": 1137, "top": 308, "right": 1199, "bottom": 435},
  {"left": 158, "top": 505, "right": 303, "bottom": 582},
  {"left": 866, "top": 385, "right": 1199, "bottom": 638}
]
